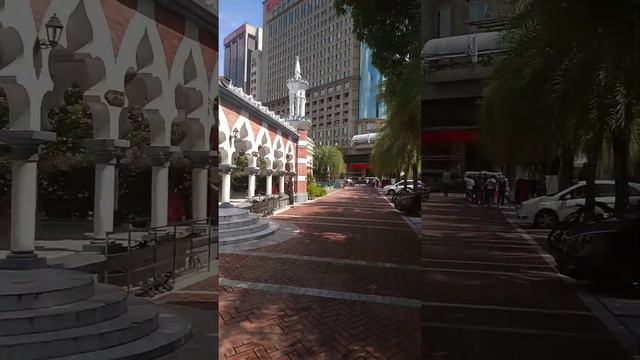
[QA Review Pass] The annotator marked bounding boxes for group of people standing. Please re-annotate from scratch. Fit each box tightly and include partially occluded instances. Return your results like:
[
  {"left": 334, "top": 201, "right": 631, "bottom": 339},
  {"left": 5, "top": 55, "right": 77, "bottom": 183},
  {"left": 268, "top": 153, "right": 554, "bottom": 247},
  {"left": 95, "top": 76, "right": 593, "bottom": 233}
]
[{"left": 463, "top": 172, "right": 509, "bottom": 207}]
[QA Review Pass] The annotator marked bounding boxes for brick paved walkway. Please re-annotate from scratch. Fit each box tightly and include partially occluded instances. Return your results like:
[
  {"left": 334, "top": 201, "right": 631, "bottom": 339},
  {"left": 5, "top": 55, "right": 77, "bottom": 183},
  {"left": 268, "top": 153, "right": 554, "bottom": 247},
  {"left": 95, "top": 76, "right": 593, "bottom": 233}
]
[
  {"left": 422, "top": 194, "right": 631, "bottom": 360},
  {"left": 220, "top": 188, "right": 420, "bottom": 359}
]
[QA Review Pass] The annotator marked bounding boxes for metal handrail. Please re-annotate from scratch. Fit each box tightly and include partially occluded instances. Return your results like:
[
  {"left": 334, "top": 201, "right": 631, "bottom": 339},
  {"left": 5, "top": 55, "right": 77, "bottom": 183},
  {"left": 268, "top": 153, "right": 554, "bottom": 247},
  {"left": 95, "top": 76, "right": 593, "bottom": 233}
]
[{"left": 103, "top": 217, "right": 218, "bottom": 295}]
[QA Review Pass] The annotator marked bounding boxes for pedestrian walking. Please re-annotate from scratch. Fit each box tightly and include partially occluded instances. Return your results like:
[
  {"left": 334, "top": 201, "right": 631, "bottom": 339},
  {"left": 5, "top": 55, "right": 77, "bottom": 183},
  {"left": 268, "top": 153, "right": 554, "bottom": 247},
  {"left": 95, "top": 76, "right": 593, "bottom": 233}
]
[
  {"left": 442, "top": 170, "right": 452, "bottom": 198},
  {"left": 485, "top": 175, "right": 497, "bottom": 207},
  {"left": 497, "top": 176, "right": 508, "bottom": 207},
  {"left": 464, "top": 175, "right": 475, "bottom": 205}
]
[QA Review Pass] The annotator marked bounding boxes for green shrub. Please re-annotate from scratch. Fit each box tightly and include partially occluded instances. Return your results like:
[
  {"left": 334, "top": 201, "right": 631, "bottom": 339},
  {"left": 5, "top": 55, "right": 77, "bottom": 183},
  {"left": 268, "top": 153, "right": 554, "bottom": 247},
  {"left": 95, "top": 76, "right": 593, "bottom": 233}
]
[{"left": 307, "top": 180, "right": 327, "bottom": 199}]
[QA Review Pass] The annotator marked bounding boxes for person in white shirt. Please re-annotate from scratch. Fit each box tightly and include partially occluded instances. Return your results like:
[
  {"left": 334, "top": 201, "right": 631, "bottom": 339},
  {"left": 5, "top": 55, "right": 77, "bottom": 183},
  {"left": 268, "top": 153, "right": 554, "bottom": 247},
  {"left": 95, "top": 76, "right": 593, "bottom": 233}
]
[{"left": 464, "top": 176, "right": 475, "bottom": 204}]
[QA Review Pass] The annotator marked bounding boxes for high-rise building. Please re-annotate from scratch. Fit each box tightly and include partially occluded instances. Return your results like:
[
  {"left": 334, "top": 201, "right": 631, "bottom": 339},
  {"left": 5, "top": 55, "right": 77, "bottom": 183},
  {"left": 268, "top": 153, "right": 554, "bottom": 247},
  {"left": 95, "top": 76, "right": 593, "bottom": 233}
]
[
  {"left": 358, "top": 42, "right": 385, "bottom": 135},
  {"left": 223, "top": 23, "right": 262, "bottom": 94},
  {"left": 261, "top": 0, "right": 362, "bottom": 148},
  {"left": 249, "top": 49, "right": 264, "bottom": 100},
  {"left": 421, "top": 0, "right": 509, "bottom": 180}
]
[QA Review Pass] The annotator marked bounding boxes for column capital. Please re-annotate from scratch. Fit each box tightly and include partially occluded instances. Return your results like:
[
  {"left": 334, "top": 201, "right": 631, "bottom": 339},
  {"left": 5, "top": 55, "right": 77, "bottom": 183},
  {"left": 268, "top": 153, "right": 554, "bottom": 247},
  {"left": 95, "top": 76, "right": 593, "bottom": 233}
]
[
  {"left": 247, "top": 166, "right": 259, "bottom": 175},
  {"left": 184, "top": 150, "right": 215, "bottom": 168},
  {"left": 265, "top": 169, "right": 275, "bottom": 176},
  {"left": 82, "top": 138, "right": 130, "bottom": 164},
  {"left": 0, "top": 130, "right": 56, "bottom": 161},
  {"left": 219, "top": 163, "right": 236, "bottom": 174},
  {"left": 143, "top": 145, "right": 180, "bottom": 166}
]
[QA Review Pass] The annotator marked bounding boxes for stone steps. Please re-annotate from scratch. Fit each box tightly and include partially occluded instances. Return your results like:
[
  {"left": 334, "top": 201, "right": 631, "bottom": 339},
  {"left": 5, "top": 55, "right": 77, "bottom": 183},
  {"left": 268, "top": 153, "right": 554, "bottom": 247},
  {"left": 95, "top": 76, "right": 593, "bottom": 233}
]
[
  {"left": 0, "top": 284, "right": 127, "bottom": 336},
  {"left": 219, "top": 222, "right": 279, "bottom": 246},
  {"left": 218, "top": 207, "right": 280, "bottom": 246},
  {"left": 218, "top": 214, "right": 260, "bottom": 230},
  {"left": 0, "top": 269, "right": 95, "bottom": 311},
  {"left": 49, "top": 308, "right": 191, "bottom": 360},
  {"left": 0, "top": 298, "right": 158, "bottom": 360},
  {"left": 219, "top": 219, "right": 270, "bottom": 238},
  {"left": 218, "top": 208, "right": 250, "bottom": 223},
  {"left": 0, "top": 269, "right": 191, "bottom": 360}
]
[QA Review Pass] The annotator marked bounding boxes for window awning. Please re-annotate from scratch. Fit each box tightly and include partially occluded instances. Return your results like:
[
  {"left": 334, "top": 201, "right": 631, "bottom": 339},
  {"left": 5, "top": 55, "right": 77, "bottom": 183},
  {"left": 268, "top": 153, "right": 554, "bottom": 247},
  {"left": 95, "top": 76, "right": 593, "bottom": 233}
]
[
  {"left": 422, "top": 129, "right": 478, "bottom": 144},
  {"left": 348, "top": 163, "right": 369, "bottom": 170}
]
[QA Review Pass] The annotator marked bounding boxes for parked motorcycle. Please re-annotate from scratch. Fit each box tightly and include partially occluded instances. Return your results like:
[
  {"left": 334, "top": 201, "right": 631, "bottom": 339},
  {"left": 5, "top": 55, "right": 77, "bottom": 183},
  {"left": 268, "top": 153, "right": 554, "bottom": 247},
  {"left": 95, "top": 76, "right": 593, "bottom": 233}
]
[{"left": 548, "top": 202, "right": 639, "bottom": 296}]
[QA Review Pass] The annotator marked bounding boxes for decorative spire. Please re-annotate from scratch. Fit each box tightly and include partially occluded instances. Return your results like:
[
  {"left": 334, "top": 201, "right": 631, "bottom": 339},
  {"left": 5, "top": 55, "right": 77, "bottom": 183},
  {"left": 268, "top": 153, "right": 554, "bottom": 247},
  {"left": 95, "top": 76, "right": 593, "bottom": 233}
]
[{"left": 294, "top": 55, "right": 301, "bottom": 80}]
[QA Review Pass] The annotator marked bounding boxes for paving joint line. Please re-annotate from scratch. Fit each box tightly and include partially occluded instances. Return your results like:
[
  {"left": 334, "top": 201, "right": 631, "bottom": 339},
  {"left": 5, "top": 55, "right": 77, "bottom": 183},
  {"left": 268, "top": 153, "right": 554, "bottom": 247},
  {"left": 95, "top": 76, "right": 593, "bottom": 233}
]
[
  {"left": 219, "top": 278, "right": 420, "bottom": 308},
  {"left": 422, "top": 321, "right": 614, "bottom": 339},
  {"left": 421, "top": 258, "right": 554, "bottom": 269},
  {"left": 220, "top": 249, "right": 421, "bottom": 270},
  {"left": 421, "top": 300, "right": 594, "bottom": 316},
  {"left": 271, "top": 220, "right": 415, "bottom": 231}
]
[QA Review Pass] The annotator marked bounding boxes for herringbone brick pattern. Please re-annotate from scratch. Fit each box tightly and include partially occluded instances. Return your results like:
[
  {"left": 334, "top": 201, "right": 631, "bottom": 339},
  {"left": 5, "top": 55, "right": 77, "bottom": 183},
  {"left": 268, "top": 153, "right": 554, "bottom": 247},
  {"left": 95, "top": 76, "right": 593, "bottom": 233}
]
[
  {"left": 255, "top": 222, "right": 420, "bottom": 265},
  {"left": 220, "top": 253, "right": 419, "bottom": 299},
  {"left": 220, "top": 287, "right": 420, "bottom": 359},
  {"left": 220, "top": 188, "right": 420, "bottom": 359}
]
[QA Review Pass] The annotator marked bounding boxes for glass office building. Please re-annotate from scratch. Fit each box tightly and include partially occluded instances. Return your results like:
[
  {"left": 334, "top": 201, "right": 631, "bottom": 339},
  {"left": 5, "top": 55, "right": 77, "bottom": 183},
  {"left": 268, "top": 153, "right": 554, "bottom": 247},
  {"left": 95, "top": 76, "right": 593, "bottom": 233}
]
[{"left": 358, "top": 42, "right": 386, "bottom": 120}]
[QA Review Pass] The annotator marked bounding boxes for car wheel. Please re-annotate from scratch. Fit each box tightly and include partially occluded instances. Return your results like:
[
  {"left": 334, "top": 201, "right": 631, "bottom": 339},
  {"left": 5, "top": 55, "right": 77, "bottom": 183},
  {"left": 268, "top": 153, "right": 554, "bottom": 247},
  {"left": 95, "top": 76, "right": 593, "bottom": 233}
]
[
  {"left": 535, "top": 210, "right": 558, "bottom": 229},
  {"left": 387, "top": 190, "right": 395, "bottom": 195}
]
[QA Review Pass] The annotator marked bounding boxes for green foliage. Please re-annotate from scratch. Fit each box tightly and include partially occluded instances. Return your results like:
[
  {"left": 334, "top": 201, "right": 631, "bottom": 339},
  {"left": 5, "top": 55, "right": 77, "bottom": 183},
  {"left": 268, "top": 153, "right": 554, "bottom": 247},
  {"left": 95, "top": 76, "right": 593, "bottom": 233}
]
[
  {"left": 371, "top": 61, "right": 421, "bottom": 176},
  {"left": 171, "top": 122, "right": 187, "bottom": 147},
  {"left": 307, "top": 179, "right": 327, "bottom": 199},
  {"left": 313, "top": 145, "right": 346, "bottom": 181},
  {"left": 336, "top": 0, "right": 421, "bottom": 178},
  {"left": 231, "top": 153, "right": 248, "bottom": 192},
  {"left": 481, "top": 0, "right": 640, "bottom": 215},
  {"left": 335, "top": 0, "right": 421, "bottom": 80}
]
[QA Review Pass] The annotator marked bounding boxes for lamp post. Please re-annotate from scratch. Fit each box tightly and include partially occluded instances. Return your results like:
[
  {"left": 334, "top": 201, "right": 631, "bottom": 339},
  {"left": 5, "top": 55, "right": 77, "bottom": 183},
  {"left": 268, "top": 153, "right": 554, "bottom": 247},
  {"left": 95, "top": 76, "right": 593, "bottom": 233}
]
[{"left": 36, "top": 13, "right": 64, "bottom": 49}]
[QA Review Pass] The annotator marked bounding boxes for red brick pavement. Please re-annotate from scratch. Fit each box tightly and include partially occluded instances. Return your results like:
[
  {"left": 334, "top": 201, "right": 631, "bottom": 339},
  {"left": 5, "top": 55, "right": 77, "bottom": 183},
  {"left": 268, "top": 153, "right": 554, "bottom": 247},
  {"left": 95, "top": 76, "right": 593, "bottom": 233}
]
[
  {"left": 220, "top": 188, "right": 420, "bottom": 359},
  {"left": 422, "top": 194, "right": 630, "bottom": 359},
  {"left": 220, "top": 287, "right": 420, "bottom": 360},
  {"left": 220, "top": 253, "right": 419, "bottom": 299},
  {"left": 255, "top": 222, "right": 419, "bottom": 264}
]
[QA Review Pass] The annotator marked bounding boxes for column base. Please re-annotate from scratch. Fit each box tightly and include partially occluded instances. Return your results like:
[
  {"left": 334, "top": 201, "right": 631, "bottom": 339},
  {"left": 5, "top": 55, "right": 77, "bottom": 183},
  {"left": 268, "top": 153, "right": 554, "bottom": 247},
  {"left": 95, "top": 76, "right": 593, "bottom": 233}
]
[
  {"left": 295, "top": 193, "right": 309, "bottom": 203},
  {"left": 219, "top": 202, "right": 236, "bottom": 209},
  {"left": 0, "top": 253, "right": 47, "bottom": 270}
]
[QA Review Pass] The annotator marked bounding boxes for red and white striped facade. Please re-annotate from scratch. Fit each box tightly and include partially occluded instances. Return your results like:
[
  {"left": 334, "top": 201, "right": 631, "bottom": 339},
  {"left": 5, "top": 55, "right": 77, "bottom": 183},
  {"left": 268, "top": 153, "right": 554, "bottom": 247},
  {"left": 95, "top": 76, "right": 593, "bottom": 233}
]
[{"left": 218, "top": 57, "right": 314, "bottom": 203}]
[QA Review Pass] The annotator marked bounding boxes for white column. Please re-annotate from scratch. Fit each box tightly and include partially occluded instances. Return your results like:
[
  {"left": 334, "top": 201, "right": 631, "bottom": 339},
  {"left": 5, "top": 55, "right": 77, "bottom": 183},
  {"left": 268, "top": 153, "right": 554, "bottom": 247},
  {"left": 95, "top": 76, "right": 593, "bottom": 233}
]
[
  {"left": 10, "top": 160, "right": 38, "bottom": 254},
  {"left": 192, "top": 167, "right": 208, "bottom": 220},
  {"left": 150, "top": 164, "right": 169, "bottom": 228},
  {"left": 266, "top": 174, "right": 273, "bottom": 195},
  {"left": 221, "top": 171, "right": 231, "bottom": 202},
  {"left": 248, "top": 173, "right": 256, "bottom": 198},
  {"left": 279, "top": 175, "right": 285, "bottom": 194},
  {"left": 93, "top": 162, "right": 115, "bottom": 239}
]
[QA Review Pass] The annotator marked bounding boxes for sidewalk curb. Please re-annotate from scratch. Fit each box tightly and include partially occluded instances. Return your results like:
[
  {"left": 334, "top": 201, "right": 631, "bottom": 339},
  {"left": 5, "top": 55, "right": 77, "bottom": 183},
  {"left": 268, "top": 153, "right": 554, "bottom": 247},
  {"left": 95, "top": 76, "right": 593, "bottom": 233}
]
[
  {"left": 380, "top": 190, "right": 420, "bottom": 235},
  {"left": 578, "top": 291, "right": 639, "bottom": 359},
  {"left": 503, "top": 209, "right": 639, "bottom": 359}
]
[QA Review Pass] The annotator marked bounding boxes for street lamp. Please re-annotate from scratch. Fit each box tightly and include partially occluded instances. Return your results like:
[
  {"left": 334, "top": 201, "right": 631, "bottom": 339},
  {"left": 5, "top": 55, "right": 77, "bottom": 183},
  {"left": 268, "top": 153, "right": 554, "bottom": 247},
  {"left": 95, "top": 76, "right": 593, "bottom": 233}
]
[
  {"left": 37, "top": 13, "right": 64, "bottom": 49},
  {"left": 229, "top": 128, "right": 239, "bottom": 147}
]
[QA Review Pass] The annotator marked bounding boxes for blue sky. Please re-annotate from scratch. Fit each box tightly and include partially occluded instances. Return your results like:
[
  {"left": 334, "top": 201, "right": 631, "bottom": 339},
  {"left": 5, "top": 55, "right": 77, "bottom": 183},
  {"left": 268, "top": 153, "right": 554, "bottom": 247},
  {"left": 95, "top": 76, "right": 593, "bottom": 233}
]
[{"left": 219, "top": 0, "right": 264, "bottom": 75}]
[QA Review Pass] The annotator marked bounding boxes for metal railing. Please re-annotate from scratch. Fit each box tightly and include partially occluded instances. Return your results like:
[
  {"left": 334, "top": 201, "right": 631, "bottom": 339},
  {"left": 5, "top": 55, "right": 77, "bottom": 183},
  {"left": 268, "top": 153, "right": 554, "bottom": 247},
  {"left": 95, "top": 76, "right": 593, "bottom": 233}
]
[
  {"left": 102, "top": 217, "right": 218, "bottom": 295},
  {"left": 249, "top": 195, "right": 290, "bottom": 217}
]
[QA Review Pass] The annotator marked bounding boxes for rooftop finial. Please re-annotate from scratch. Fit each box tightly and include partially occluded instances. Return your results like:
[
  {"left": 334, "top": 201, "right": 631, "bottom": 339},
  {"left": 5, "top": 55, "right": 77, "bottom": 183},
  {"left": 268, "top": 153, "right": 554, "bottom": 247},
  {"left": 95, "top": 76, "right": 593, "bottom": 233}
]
[{"left": 294, "top": 55, "right": 301, "bottom": 79}]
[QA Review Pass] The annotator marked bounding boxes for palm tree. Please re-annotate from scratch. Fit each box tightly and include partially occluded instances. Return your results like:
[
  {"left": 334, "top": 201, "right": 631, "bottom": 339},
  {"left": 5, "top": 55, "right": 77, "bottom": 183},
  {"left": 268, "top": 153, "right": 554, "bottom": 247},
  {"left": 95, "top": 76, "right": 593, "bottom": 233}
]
[{"left": 481, "top": 0, "right": 640, "bottom": 217}]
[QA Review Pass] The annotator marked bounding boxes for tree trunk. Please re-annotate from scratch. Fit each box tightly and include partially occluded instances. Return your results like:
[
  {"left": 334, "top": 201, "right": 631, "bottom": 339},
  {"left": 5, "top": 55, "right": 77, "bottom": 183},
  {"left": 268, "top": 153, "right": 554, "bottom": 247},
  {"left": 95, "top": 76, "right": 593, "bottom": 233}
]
[
  {"left": 612, "top": 126, "right": 630, "bottom": 218},
  {"left": 559, "top": 143, "right": 575, "bottom": 190},
  {"left": 584, "top": 146, "right": 599, "bottom": 212}
]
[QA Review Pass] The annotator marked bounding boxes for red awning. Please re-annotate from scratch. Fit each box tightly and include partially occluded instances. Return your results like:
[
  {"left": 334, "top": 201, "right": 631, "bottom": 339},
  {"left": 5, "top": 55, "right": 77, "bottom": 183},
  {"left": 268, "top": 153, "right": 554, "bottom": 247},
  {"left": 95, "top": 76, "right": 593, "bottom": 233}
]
[
  {"left": 348, "top": 163, "right": 369, "bottom": 170},
  {"left": 422, "top": 129, "right": 478, "bottom": 144}
]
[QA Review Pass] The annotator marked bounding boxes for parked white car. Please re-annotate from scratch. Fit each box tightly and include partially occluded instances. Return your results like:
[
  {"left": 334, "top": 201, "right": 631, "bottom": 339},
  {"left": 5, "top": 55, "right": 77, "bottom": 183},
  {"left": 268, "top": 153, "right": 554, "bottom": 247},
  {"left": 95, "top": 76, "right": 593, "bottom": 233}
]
[
  {"left": 516, "top": 180, "right": 640, "bottom": 228},
  {"left": 383, "top": 180, "right": 423, "bottom": 195}
]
